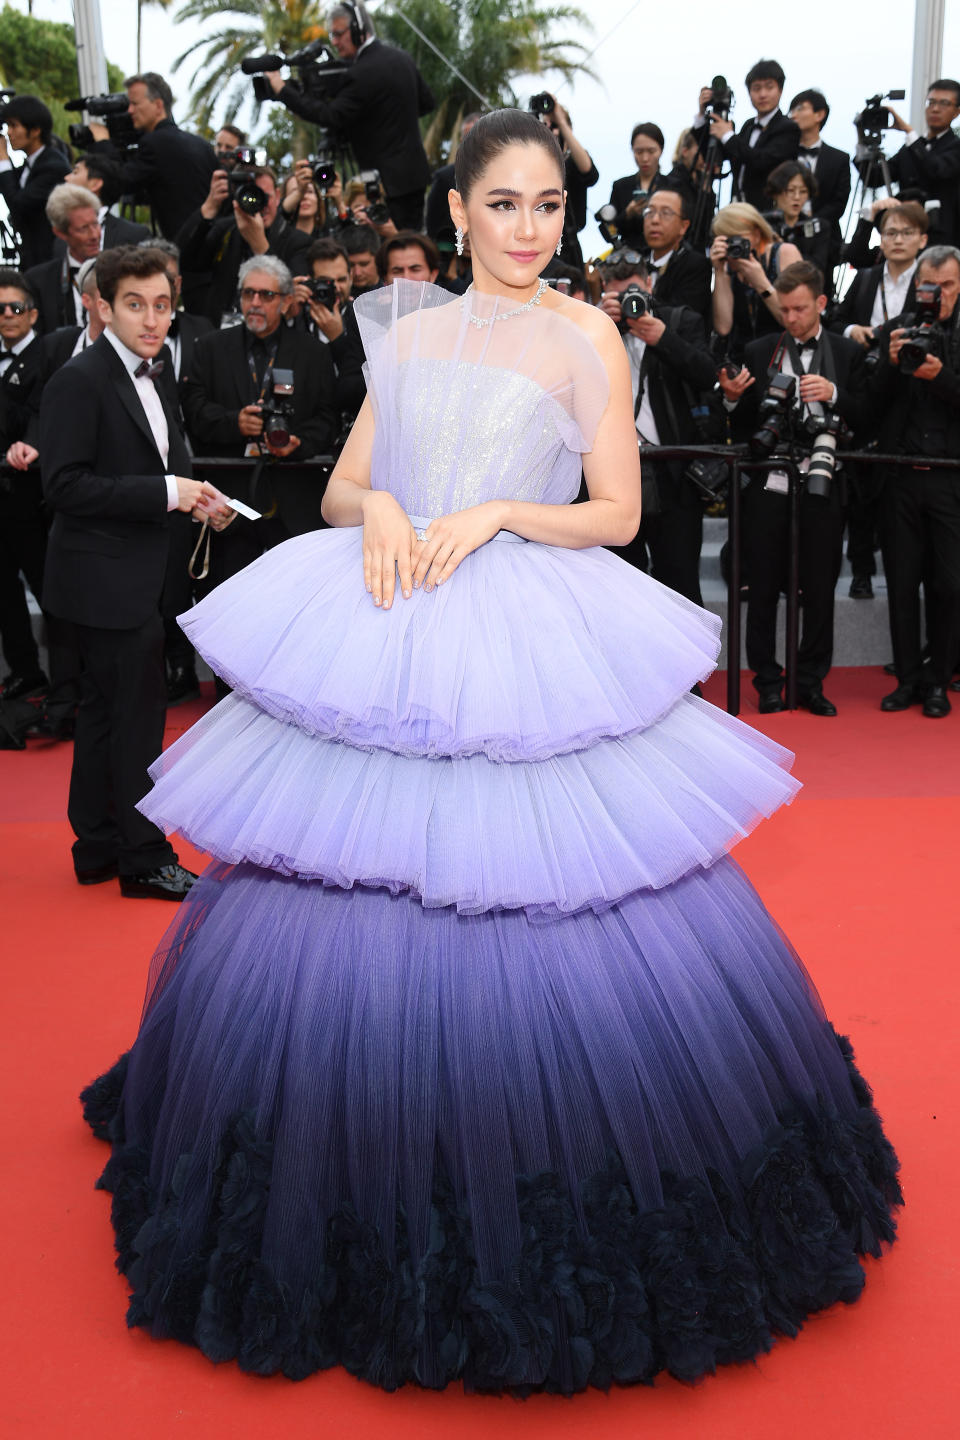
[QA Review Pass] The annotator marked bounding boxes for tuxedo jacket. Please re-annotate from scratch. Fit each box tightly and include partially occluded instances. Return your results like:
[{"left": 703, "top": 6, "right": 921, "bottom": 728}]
[
  {"left": 637, "top": 303, "right": 718, "bottom": 504},
  {"left": 0, "top": 335, "right": 44, "bottom": 451},
  {"left": 725, "top": 112, "right": 800, "bottom": 210},
  {"left": 4, "top": 325, "right": 85, "bottom": 450},
  {"left": 278, "top": 40, "right": 435, "bottom": 197},
  {"left": 176, "top": 210, "right": 312, "bottom": 325},
  {"left": 181, "top": 324, "right": 337, "bottom": 535},
  {"left": 40, "top": 334, "right": 192, "bottom": 629},
  {"left": 805, "top": 141, "right": 851, "bottom": 226},
  {"left": 649, "top": 245, "right": 712, "bottom": 325},
  {"left": 24, "top": 254, "right": 86, "bottom": 333},
  {"left": 52, "top": 211, "right": 152, "bottom": 261},
  {"left": 608, "top": 170, "right": 668, "bottom": 248},
  {"left": 0, "top": 146, "right": 71, "bottom": 268},
  {"left": 888, "top": 129, "right": 960, "bottom": 246},
  {"left": 867, "top": 315, "right": 960, "bottom": 455},
  {"left": 829, "top": 266, "right": 917, "bottom": 334},
  {"left": 734, "top": 329, "right": 869, "bottom": 441},
  {"left": 92, "top": 120, "right": 218, "bottom": 240}
]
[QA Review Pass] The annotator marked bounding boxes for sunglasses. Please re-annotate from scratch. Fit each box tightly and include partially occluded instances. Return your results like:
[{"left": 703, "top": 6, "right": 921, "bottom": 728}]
[
  {"left": 240, "top": 287, "right": 282, "bottom": 302},
  {"left": 0, "top": 301, "right": 30, "bottom": 315},
  {"left": 604, "top": 247, "right": 644, "bottom": 266}
]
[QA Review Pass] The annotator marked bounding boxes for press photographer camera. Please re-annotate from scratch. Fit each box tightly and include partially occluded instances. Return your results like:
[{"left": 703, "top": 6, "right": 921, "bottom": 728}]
[
  {"left": 229, "top": 152, "right": 270, "bottom": 216},
  {"left": 882, "top": 79, "right": 960, "bottom": 247},
  {"left": 260, "top": 367, "right": 296, "bottom": 449},
  {"left": 241, "top": 39, "right": 347, "bottom": 106},
  {"left": 65, "top": 94, "right": 138, "bottom": 153},
  {"left": 895, "top": 281, "right": 943, "bottom": 375},
  {"left": 749, "top": 371, "right": 847, "bottom": 498}
]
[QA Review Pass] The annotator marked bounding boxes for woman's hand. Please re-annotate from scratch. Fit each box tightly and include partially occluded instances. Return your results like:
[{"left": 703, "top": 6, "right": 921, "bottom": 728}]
[
  {"left": 709, "top": 235, "right": 728, "bottom": 270},
  {"left": 730, "top": 253, "right": 768, "bottom": 292},
  {"left": 411, "top": 501, "right": 507, "bottom": 591},
  {"left": 361, "top": 490, "right": 417, "bottom": 608}
]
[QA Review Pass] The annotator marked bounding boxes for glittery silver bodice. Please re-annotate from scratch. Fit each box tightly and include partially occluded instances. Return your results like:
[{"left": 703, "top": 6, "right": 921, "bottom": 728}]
[
  {"left": 355, "top": 280, "right": 611, "bottom": 520},
  {"left": 384, "top": 357, "right": 580, "bottom": 519}
]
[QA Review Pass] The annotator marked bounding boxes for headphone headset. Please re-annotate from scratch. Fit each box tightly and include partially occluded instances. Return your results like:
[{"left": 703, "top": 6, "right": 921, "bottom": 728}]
[{"left": 339, "top": 2, "right": 366, "bottom": 49}]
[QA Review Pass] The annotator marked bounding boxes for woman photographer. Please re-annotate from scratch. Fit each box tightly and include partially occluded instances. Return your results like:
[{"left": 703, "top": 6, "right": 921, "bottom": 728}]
[
  {"left": 710, "top": 201, "right": 802, "bottom": 358},
  {"left": 280, "top": 160, "right": 346, "bottom": 238},
  {"left": 607, "top": 122, "right": 667, "bottom": 248},
  {"left": 343, "top": 173, "right": 398, "bottom": 240},
  {"left": 766, "top": 160, "right": 831, "bottom": 276}
]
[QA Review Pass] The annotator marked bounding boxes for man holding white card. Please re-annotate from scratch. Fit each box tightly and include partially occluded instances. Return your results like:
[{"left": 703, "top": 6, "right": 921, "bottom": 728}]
[
  {"left": 720, "top": 260, "right": 867, "bottom": 716},
  {"left": 40, "top": 246, "right": 232, "bottom": 901}
]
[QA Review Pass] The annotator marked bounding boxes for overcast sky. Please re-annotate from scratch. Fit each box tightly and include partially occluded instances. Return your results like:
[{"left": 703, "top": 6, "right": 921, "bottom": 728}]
[{"left": 24, "top": 0, "right": 960, "bottom": 249}]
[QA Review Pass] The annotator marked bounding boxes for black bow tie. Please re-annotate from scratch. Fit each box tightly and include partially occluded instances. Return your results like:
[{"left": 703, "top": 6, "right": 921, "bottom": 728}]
[
  {"left": 134, "top": 358, "right": 164, "bottom": 380},
  {"left": 798, "top": 145, "right": 820, "bottom": 157},
  {"left": 798, "top": 341, "right": 818, "bottom": 356}
]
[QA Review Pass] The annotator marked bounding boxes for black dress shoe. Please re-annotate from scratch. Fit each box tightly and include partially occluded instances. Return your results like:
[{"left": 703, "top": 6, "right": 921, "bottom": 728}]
[
  {"left": 75, "top": 860, "right": 120, "bottom": 885},
  {"left": 757, "top": 687, "right": 785, "bottom": 714},
  {"left": 798, "top": 689, "right": 838, "bottom": 716},
  {"left": 848, "top": 575, "right": 874, "bottom": 599},
  {"left": 120, "top": 863, "right": 198, "bottom": 900},
  {"left": 881, "top": 683, "right": 922, "bottom": 711},
  {"left": 167, "top": 666, "right": 201, "bottom": 706},
  {"left": 922, "top": 685, "right": 951, "bottom": 718},
  {"left": 883, "top": 661, "right": 897, "bottom": 675},
  {"left": 0, "top": 670, "right": 49, "bottom": 701}
]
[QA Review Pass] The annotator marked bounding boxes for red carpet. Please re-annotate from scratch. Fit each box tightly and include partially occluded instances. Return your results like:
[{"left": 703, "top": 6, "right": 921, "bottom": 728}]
[{"left": 2, "top": 669, "right": 957, "bottom": 1439}]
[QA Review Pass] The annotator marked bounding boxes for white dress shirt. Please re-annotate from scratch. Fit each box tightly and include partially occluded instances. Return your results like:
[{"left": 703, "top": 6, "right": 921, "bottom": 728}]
[
  {"left": 625, "top": 333, "right": 659, "bottom": 445},
  {"left": 849, "top": 261, "right": 917, "bottom": 332},
  {"left": 103, "top": 326, "right": 178, "bottom": 508}
]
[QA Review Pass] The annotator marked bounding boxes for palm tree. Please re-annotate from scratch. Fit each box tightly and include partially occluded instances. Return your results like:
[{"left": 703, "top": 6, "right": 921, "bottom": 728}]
[
  {"left": 376, "top": 0, "right": 594, "bottom": 164},
  {"left": 172, "top": 0, "right": 328, "bottom": 136}
]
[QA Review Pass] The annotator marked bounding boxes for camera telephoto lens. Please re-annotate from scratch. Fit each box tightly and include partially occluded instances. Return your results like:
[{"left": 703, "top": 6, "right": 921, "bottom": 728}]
[
  {"left": 231, "top": 173, "right": 268, "bottom": 215},
  {"left": 619, "top": 285, "right": 652, "bottom": 321}
]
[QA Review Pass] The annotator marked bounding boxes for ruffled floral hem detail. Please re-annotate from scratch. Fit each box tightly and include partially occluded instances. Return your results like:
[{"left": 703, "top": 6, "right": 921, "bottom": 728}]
[{"left": 81, "top": 1035, "right": 901, "bottom": 1396}]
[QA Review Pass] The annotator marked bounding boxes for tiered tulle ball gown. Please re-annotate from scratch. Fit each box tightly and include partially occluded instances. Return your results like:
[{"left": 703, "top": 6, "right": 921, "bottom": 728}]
[{"left": 82, "top": 281, "right": 901, "bottom": 1395}]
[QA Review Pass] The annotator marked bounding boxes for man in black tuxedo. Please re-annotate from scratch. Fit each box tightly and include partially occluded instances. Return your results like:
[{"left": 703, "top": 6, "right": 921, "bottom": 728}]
[
  {"left": 640, "top": 187, "right": 712, "bottom": 325},
  {"left": 177, "top": 165, "right": 312, "bottom": 325},
  {"left": 0, "top": 96, "right": 71, "bottom": 269},
  {"left": 181, "top": 255, "right": 337, "bottom": 602},
  {"left": 39, "top": 246, "right": 227, "bottom": 898},
  {"left": 829, "top": 202, "right": 928, "bottom": 598},
  {"left": 698, "top": 60, "right": 800, "bottom": 211},
  {"left": 65, "top": 155, "right": 152, "bottom": 250},
  {"left": 788, "top": 89, "right": 850, "bottom": 291},
  {"left": 290, "top": 237, "right": 366, "bottom": 419},
  {"left": 88, "top": 72, "right": 217, "bottom": 241},
  {"left": 869, "top": 245, "right": 960, "bottom": 718},
  {"left": 885, "top": 80, "right": 960, "bottom": 248},
  {"left": 265, "top": 2, "right": 435, "bottom": 230},
  {"left": 721, "top": 261, "right": 867, "bottom": 715},
  {"left": 598, "top": 256, "right": 717, "bottom": 606},
  {"left": 25, "top": 184, "right": 104, "bottom": 332}
]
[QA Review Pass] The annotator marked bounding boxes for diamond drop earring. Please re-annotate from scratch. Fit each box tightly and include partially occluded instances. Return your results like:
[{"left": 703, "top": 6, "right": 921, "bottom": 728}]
[
  {"left": 455, "top": 227, "right": 465, "bottom": 257},
  {"left": 556, "top": 235, "right": 563, "bottom": 256}
]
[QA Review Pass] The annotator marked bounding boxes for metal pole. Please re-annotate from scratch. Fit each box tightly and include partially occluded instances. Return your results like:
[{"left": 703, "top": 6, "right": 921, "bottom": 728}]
[
  {"left": 72, "top": 0, "right": 109, "bottom": 97},
  {"left": 910, "top": 0, "right": 945, "bottom": 133},
  {"left": 726, "top": 458, "right": 742, "bottom": 716},
  {"left": 784, "top": 462, "right": 801, "bottom": 710}
]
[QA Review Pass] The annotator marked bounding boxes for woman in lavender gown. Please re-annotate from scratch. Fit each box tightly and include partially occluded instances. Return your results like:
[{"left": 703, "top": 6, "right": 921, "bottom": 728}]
[{"left": 82, "top": 110, "right": 900, "bottom": 1395}]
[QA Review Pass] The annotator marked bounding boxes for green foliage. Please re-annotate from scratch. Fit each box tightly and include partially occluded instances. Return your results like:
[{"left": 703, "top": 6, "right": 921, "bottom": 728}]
[
  {"left": 376, "top": 0, "right": 593, "bottom": 163},
  {"left": 0, "top": 3, "right": 125, "bottom": 147}
]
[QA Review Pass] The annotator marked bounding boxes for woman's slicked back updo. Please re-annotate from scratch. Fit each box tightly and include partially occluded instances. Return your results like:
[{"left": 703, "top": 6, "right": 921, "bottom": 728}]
[{"left": 454, "top": 109, "right": 564, "bottom": 201}]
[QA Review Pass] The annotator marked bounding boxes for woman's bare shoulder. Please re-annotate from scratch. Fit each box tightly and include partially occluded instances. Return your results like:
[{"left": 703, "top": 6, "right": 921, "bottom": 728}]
[{"left": 545, "top": 291, "right": 621, "bottom": 355}]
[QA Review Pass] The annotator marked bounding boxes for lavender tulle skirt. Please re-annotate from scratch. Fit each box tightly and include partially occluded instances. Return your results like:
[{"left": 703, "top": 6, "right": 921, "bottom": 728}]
[{"left": 82, "top": 528, "right": 901, "bottom": 1394}]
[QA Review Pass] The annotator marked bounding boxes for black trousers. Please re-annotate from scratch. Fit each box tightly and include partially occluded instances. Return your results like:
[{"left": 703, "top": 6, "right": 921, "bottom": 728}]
[
  {"left": 68, "top": 614, "right": 176, "bottom": 876},
  {"left": 387, "top": 189, "right": 426, "bottom": 231},
  {"left": 883, "top": 465, "right": 960, "bottom": 687},
  {"left": 845, "top": 461, "right": 884, "bottom": 579},
  {"left": 613, "top": 482, "right": 704, "bottom": 607},
  {"left": 744, "top": 479, "right": 844, "bottom": 694},
  {"left": 0, "top": 472, "right": 47, "bottom": 677}
]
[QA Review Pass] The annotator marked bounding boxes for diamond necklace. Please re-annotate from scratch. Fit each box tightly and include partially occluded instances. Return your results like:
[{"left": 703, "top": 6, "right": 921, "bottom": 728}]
[{"left": 463, "top": 278, "right": 549, "bottom": 329}]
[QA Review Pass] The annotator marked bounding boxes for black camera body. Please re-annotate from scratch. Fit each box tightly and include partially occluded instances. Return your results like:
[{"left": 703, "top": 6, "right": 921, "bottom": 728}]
[
  {"left": 529, "top": 92, "right": 554, "bottom": 116},
  {"left": 310, "top": 130, "right": 338, "bottom": 192},
  {"left": 750, "top": 372, "right": 797, "bottom": 456},
  {"left": 704, "top": 74, "right": 733, "bottom": 122},
  {"left": 231, "top": 169, "right": 268, "bottom": 216},
  {"left": 725, "top": 235, "right": 753, "bottom": 262},
  {"left": 243, "top": 41, "right": 348, "bottom": 106},
  {"left": 619, "top": 285, "right": 654, "bottom": 322},
  {"left": 309, "top": 276, "right": 338, "bottom": 310},
  {"left": 65, "top": 93, "right": 138, "bottom": 152},
  {"left": 898, "top": 282, "right": 943, "bottom": 376},
  {"left": 355, "top": 168, "right": 389, "bottom": 223},
  {"left": 260, "top": 368, "right": 295, "bottom": 450},
  {"left": 856, "top": 88, "right": 905, "bottom": 143},
  {"left": 594, "top": 204, "right": 620, "bottom": 245}
]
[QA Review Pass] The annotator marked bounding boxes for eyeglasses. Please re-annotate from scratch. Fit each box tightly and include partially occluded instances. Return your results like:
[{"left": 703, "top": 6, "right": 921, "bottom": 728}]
[
  {"left": 883, "top": 227, "right": 920, "bottom": 239},
  {"left": 330, "top": 25, "right": 350, "bottom": 38},
  {"left": 240, "top": 287, "right": 281, "bottom": 302},
  {"left": 926, "top": 97, "right": 957, "bottom": 108},
  {"left": 0, "top": 301, "right": 29, "bottom": 315}
]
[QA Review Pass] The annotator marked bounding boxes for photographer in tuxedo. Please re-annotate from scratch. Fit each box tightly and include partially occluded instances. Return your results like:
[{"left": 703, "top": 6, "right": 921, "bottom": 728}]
[
  {"left": 0, "top": 96, "right": 71, "bottom": 269},
  {"left": 264, "top": 3, "right": 435, "bottom": 230},
  {"left": 720, "top": 261, "right": 867, "bottom": 716},
  {"left": 39, "top": 246, "right": 228, "bottom": 899},
  {"left": 885, "top": 80, "right": 960, "bottom": 247},
  {"left": 870, "top": 246, "right": 960, "bottom": 718},
  {"left": 25, "top": 185, "right": 103, "bottom": 333},
  {"left": 597, "top": 254, "right": 717, "bottom": 606},
  {"left": 788, "top": 89, "right": 850, "bottom": 289},
  {"left": 641, "top": 187, "right": 712, "bottom": 324},
  {"left": 697, "top": 60, "right": 800, "bottom": 211}
]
